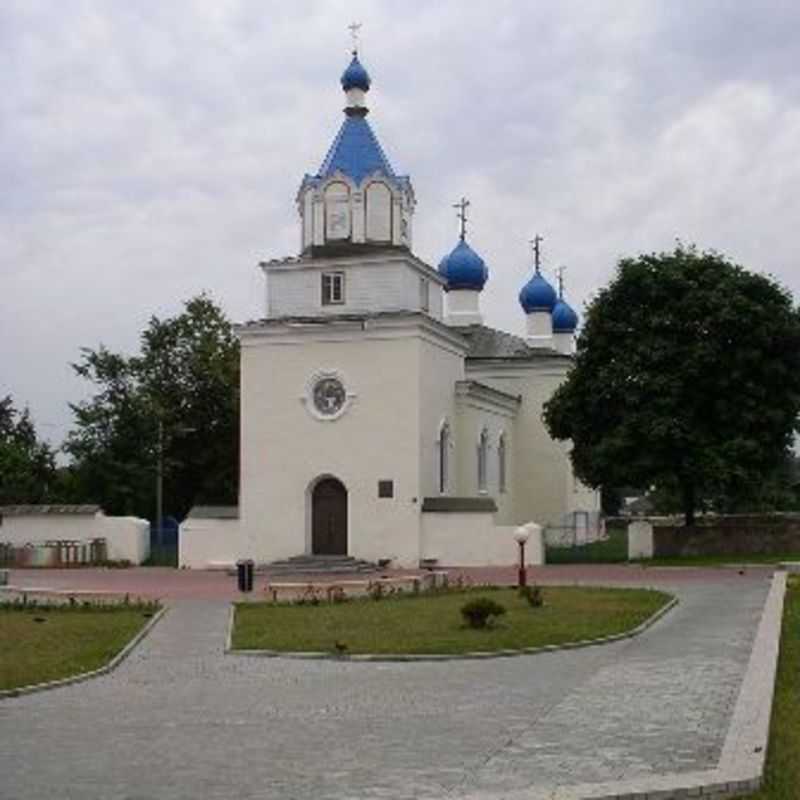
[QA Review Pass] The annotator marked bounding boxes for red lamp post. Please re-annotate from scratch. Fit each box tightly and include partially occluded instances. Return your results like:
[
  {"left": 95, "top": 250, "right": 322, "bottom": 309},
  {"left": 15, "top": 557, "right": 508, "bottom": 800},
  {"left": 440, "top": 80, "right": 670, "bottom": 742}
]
[{"left": 513, "top": 526, "right": 530, "bottom": 588}]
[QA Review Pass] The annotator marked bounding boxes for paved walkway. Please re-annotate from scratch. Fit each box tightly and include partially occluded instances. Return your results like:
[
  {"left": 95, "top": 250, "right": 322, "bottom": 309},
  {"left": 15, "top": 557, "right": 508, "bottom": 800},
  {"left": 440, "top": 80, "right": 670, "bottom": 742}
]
[{"left": 0, "top": 569, "right": 772, "bottom": 799}]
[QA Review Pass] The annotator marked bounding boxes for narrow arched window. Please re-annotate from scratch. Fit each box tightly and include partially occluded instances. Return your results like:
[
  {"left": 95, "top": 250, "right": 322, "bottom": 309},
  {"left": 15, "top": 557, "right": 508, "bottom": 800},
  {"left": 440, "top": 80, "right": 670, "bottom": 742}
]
[
  {"left": 324, "top": 181, "right": 351, "bottom": 241},
  {"left": 498, "top": 433, "right": 506, "bottom": 494},
  {"left": 365, "top": 181, "right": 392, "bottom": 242},
  {"left": 438, "top": 423, "right": 450, "bottom": 494},
  {"left": 477, "top": 428, "right": 488, "bottom": 492}
]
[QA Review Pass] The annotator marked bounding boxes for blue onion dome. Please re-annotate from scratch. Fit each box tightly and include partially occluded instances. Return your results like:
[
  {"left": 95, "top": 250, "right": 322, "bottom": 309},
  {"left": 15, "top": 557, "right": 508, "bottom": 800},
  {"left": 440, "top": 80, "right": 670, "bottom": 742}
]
[
  {"left": 519, "top": 272, "right": 558, "bottom": 313},
  {"left": 341, "top": 54, "right": 371, "bottom": 92},
  {"left": 552, "top": 299, "right": 579, "bottom": 332},
  {"left": 438, "top": 239, "right": 489, "bottom": 291}
]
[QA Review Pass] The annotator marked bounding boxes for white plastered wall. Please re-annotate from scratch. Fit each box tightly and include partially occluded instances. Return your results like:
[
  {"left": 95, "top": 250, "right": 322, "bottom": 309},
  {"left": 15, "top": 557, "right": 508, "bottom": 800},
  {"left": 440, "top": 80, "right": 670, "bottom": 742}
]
[
  {"left": 420, "top": 513, "right": 543, "bottom": 567},
  {"left": 453, "top": 400, "right": 516, "bottom": 524},
  {"left": 417, "top": 336, "right": 467, "bottom": 499},
  {"left": 239, "top": 318, "right": 461, "bottom": 567},
  {"left": 466, "top": 361, "right": 599, "bottom": 527},
  {"left": 265, "top": 257, "right": 444, "bottom": 321},
  {"left": 179, "top": 518, "right": 247, "bottom": 568},
  {"left": 0, "top": 513, "right": 150, "bottom": 564}
]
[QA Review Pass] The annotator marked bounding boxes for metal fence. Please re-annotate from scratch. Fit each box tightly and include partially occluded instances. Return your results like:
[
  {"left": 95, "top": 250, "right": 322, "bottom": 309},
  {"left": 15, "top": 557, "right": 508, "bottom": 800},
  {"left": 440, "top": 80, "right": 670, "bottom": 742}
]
[
  {"left": 0, "top": 538, "right": 109, "bottom": 568},
  {"left": 543, "top": 511, "right": 605, "bottom": 548}
]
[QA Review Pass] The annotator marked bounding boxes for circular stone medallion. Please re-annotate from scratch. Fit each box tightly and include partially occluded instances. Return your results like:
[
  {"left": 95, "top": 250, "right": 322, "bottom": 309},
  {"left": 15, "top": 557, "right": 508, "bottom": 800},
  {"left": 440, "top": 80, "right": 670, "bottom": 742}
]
[{"left": 312, "top": 376, "right": 347, "bottom": 416}]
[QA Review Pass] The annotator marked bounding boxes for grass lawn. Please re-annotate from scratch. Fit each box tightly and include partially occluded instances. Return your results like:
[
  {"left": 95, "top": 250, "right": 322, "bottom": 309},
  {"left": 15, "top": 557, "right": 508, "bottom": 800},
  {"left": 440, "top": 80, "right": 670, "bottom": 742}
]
[
  {"left": 232, "top": 586, "right": 671, "bottom": 655},
  {"left": 546, "top": 523, "right": 800, "bottom": 568},
  {"left": 642, "top": 553, "right": 800, "bottom": 568},
  {"left": 738, "top": 576, "right": 800, "bottom": 799},
  {"left": 0, "top": 604, "right": 156, "bottom": 691}
]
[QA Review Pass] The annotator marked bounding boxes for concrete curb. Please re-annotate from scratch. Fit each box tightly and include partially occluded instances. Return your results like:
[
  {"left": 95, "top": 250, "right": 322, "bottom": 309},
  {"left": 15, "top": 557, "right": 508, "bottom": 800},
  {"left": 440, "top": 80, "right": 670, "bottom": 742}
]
[
  {"left": 0, "top": 605, "right": 167, "bottom": 700},
  {"left": 1, "top": 584, "right": 124, "bottom": 599},
  {"left": 225, "top": 589, "right": 678, "bottom": 662},
  {"left": 479, "top": 571, "right": 787, "bottom": 800}
]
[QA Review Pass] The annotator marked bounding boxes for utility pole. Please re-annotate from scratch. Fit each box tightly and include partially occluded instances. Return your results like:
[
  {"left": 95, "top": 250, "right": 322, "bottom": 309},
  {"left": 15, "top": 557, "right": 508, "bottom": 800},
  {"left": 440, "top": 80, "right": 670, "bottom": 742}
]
[{"left": 156, "top": 417, "right": 164, "bottom": 551}]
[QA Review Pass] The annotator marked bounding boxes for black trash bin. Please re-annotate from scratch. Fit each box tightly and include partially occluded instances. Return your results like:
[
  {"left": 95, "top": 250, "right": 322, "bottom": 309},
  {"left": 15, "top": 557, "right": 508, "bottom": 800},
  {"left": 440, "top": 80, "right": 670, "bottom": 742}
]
[{"left": 236, "top": 559, "right": 254, "bottom": 593}]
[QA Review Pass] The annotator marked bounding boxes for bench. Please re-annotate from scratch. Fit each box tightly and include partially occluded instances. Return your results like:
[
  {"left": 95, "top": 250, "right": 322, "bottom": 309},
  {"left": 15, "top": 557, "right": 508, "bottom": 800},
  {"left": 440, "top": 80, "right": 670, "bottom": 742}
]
[{"left": 264, "top": 574, "right": 438, "bottom": 602}]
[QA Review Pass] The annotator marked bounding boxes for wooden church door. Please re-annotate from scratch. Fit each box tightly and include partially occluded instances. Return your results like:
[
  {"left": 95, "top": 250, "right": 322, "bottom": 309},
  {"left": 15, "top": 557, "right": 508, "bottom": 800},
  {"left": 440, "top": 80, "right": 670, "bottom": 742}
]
[{"left": 312, "top": 478, "right": 348, "bottom": 555}]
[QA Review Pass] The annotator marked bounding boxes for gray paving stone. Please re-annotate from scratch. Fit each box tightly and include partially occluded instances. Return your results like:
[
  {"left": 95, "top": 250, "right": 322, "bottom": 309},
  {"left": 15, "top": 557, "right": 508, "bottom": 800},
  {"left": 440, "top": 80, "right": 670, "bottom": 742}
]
[{"left": 0, "top": 578, "right": 772, "bottom": 800}]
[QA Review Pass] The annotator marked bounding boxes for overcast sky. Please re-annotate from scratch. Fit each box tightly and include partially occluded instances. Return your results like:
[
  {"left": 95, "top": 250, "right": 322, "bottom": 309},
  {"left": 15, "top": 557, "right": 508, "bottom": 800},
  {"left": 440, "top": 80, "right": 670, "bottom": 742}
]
[{"left": 2, "top": 0, "right": 799, "bottom": 448}]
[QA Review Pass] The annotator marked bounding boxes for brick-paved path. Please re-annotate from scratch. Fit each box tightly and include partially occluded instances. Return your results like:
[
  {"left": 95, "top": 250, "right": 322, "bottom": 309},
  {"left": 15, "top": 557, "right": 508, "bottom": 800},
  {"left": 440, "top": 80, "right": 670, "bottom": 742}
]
[
  {"left": 0, "top": 567, "right": 772, "bottom": 799},
  {"left": 3, "top": 562, "right": 768, "bottom": 600}
]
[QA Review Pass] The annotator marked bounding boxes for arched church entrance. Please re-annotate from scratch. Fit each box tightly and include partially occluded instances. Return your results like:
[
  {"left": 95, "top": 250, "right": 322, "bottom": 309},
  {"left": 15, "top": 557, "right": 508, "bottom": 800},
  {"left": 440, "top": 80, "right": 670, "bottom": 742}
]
[{"left": 311, "top": 477, "right": 348, "bottom": 555}]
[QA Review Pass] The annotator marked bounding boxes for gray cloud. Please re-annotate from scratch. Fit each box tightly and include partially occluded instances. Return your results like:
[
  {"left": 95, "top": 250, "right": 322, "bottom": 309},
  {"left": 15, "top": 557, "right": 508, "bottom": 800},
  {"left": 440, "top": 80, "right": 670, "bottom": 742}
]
[{"left": 1, "top": 0, "right": 799, "bottom": 447}]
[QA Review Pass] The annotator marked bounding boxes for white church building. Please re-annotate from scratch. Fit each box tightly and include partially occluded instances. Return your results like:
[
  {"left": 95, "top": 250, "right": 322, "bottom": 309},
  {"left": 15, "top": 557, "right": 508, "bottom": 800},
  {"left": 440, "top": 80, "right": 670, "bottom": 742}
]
[{"left": 180, "top": 49, "right": 599, "bottom": 569}]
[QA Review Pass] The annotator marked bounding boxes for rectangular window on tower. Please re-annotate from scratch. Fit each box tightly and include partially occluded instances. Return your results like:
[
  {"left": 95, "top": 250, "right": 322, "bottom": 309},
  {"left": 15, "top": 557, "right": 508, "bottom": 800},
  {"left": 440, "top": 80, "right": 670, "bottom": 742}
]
[
  {"left": 321, "top": 272, "right": 345, "bottom": 305},
  {"left": 419, "top": 278, "right": 430, "bottom": 312}
]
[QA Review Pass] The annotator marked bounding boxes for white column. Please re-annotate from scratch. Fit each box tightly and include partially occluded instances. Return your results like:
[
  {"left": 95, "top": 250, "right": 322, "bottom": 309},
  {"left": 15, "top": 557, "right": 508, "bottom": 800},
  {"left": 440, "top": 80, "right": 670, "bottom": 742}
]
[
  {"left": 445, "top": 289, "right": 482, "bottom": 326},
  {"left": 628, "top": 520, "right": 654, "bottom": 560},
  {"left": 553, "top": 331, "right": 574, "bottom": 354},
  {"left": 525, "top": 311, "right": 553, "bottom": 347}
]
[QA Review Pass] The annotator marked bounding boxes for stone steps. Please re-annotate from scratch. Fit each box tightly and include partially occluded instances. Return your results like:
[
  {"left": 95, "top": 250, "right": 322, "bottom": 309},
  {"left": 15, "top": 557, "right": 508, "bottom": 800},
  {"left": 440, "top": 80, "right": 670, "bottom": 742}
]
[{"left": 259, "top": 555, "right": 380, "bottom": 576}]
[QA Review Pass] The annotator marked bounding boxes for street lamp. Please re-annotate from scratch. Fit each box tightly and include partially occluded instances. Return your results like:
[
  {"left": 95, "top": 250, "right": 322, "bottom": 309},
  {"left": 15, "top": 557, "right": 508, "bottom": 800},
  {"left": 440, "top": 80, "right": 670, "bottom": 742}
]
[{"left": 513, "top": 526, "right": 530, "bottom": 588}]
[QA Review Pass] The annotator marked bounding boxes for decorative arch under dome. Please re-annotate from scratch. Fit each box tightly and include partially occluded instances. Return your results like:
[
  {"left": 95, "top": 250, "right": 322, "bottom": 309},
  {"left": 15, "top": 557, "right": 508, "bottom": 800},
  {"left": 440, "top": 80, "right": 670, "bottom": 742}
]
[
  {"left": 552, "top": 299, "right": 579, "bottom": 332},
  {"left": 438, "top": 239, "right": 489, "bottom": 292},
  {"left": 519, "top": 272, "right": 557, "bottom": 313}
]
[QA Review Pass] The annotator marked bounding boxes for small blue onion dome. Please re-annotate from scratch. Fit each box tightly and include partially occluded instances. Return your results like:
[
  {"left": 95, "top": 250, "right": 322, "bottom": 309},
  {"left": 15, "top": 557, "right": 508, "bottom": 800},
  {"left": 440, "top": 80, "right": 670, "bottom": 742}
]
[
  {"left": 552, "top": 299, "right": 579, "bottom": 332},
  {"left": 341, "top": 54, "right": 371, "bottom": 92},
  {"left": 519, "top": 273, "right": 558, "bottom": 313},
  {"left": 438, "top": 239, "right": 489, "bottom": 291}
]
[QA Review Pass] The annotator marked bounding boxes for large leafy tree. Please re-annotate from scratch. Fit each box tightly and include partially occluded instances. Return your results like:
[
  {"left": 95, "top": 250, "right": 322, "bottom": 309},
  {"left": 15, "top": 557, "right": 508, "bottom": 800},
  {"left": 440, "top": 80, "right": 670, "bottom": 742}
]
[
  {"left": 64, "top": 295, "right": 240, "bottom": 519},
  {"left": 544, "top": 245, "right": 800, "bottom": 524},
  {"left": 0, "top": 396, "right": 56, "bottom": 504}
]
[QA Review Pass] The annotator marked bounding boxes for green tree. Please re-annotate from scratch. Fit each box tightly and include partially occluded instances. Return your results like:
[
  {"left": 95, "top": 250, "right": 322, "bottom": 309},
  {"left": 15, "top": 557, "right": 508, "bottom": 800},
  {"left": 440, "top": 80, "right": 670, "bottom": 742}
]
[
  {"left": 64, "top": 294, "right": 240, "bottom": 519},
  {"left": 0, "top": 396, "right": 56, "bottom": 504},
  {"left": 544, "top": 245, "right": 800, "bottom": 525}
]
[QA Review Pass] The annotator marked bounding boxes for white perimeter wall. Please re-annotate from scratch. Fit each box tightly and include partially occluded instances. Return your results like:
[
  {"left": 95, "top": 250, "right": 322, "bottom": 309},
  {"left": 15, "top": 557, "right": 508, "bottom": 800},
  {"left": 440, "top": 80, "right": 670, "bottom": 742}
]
[
  {"left": 0, "top": 514, "right": 150, "bottom": 564},
  {"left": 421, "top": 512, "right": 544, "bottom": 567},
  {"left": 179, "top": 518, "right": 246, "bottom": 569}
]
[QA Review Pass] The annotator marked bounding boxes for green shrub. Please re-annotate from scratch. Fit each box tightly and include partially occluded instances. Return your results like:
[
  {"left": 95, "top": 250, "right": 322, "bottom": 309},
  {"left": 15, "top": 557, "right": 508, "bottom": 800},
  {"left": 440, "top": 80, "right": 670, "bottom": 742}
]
[
  {"left": 519, "top": 584, "right": 544, "bottom": 607},
  {"left": 460, "top": 597, "right": 507, "bottom": 629}
]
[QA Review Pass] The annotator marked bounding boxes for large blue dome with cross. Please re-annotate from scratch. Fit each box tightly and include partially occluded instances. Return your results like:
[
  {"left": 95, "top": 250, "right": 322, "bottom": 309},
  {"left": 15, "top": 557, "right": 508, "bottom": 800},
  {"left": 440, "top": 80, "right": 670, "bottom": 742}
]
[
  {"left": 519, "top": 272, "right": 558, "bottom": 313},
  {"left": 438, "top": 239, "right": 489, "bottom": 291}
]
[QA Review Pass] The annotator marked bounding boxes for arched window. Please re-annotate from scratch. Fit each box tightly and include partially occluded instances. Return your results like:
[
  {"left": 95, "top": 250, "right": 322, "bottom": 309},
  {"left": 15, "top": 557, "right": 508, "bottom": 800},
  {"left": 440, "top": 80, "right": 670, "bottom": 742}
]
[
  {"left": 477, "top": 428, "right": 489, "bottom": 492},
  {"left": 324, "top": 181, "right": 351, "bottom": 241},
  {"left": 498, "top": 433, "right": 507, "bottom": 494},
  {"left": 365, "top": 181, "right": 392, "bottom": 242},
  {"left": 438, "top": 422, "right": 450, "bottom": 494}
]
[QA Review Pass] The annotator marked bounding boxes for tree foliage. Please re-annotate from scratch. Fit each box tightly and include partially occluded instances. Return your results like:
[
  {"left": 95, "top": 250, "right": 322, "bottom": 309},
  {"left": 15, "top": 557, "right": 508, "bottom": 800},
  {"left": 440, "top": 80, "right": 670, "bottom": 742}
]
[
  {"left": 0, "top": 396, "right": 56, "bottom": 504},
  {"left": 63, "top": 295, "right": 240, "bottom": 519},
  {"left": 544, "top": 245, "right": 800, "bottom": 524}
]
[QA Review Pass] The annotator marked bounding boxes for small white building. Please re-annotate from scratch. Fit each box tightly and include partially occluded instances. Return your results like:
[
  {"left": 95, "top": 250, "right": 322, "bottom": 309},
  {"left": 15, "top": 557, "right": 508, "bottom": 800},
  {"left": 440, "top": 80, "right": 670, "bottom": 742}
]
[
  {"left": 180, "top": 50, "right": 599, "bottom": 569},
  {"left": 0, "top": 505, "right": 150, "bottom": 564}
]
